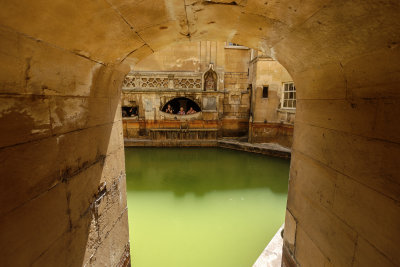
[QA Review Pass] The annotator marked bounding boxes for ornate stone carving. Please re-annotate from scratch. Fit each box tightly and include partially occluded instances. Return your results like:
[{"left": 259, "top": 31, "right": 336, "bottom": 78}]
[
  {"left": 141, "top": 77, "right": 169, "bottom": 88},
  {"left": 123, "top": 76, "right": 137, "bottom": 88},
  {"left": 203, "top": 64, "right": 217, "bottom": 91},
  {"left": 123, "top": 72, "right": 202, "bottom": 90},
  {"left": 173, "top": 78, "right": 202, "bottom": 89}
]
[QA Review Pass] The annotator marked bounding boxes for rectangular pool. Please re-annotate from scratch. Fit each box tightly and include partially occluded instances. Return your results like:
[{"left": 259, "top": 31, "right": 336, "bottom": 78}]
[{"left": 125, "top": 147, "right": 289, "bottom": 267}]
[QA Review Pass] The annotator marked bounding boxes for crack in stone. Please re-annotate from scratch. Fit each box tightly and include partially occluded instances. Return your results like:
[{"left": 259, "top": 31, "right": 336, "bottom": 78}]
[
  {"left": 186, "top": 0, "right": 246, "bottom": 7},
  {"left": 102, "top": 0, "right": 154, "bottom": 55},
  {"left": 120, "top": 44, "right": 153, "bottom": 63},
  {"left": 24, "top": 57, "right": 31, "bottom": 88},
  {"left": 0, "top": 24, "right": 106, "bottom": 65},
  {"left": 339, "top": 61, "right": 352, "bottom": 105},
  {"left": 202, "top": 0, "right": 239, "bottom": 6},
  {"left": 268, "top": 0, "right": 335, "bottom": 49},
  {"left": 183, "top": 0, "right": 192, "bottom": 41}
]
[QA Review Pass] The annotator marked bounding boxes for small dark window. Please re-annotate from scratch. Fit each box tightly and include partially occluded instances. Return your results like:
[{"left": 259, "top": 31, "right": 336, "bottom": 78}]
[
  {"left": 122, "top": 106, "right": 138, "bottom": 117},
  {"left": 262, "top": 86, "right": 269, "bottom": 98}
]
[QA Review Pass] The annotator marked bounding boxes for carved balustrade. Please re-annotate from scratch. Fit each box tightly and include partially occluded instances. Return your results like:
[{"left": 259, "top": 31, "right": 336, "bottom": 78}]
[{"left": 123, "top": 72, "right": 202, "bottom": 90}]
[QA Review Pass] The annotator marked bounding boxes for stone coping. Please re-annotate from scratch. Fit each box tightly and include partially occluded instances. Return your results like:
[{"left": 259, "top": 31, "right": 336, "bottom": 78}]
[
  {"left": 160, "top": 111, "right": 202, "bottom": 120},
  {"left": 124, "top": 138, "right": 291, "bottom": 159},
  {"left": 253, "top": 224, "right": 284, "bottom": 267},
  {"left": 149, "top": 128, "right": 218, "bottom": 132},
  {"left": 277, "top": 108, "right": 296, "bottom": 114},
  {"left": 122, "top": 89, "right": 223, "bottom": 93},
  {"left": 218, "top": 139, "right": 291, "bottom": 159},
  {"left": 126, "top": 70, "right": 203, "bottom": 76},
  {"left": 124, "top": 139, "right": 217, "bottom": 147}
]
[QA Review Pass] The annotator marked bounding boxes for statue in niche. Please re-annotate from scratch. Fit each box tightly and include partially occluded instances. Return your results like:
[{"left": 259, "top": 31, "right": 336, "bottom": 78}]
[{"left": 203, "top": 64, "right": 217, "bottom": 91}]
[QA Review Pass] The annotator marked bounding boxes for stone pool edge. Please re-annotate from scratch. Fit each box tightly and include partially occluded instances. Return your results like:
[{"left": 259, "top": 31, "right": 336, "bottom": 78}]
[
  {"left": 124, "top": 138, "right": 291, "bottom": 159},
  {"left": 253, "top": 224, "right": 284, "bottom": 267}
]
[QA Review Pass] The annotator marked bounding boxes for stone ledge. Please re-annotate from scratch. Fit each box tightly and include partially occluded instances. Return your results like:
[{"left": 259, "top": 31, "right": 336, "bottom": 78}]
[
  {"left": 218, "top": 139, "right": 291, "bottom": 159},
  {"left": 124, "top": 138, "right": 218, "bottom": 147},
  {"left": 253, "top": 225, "right": 284, "bottom": 267},
  {"left": 124, "top": 138, "right": 291, "bottom": 159}
]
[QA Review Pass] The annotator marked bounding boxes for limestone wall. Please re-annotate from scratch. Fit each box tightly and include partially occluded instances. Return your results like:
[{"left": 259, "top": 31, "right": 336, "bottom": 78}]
[
  {"left": 0, "top": 1, "right": 399, "bottom": 266},
  {"left": 250, "top": 54, "right": 294, "bottom": 123},
  {"left": 122, "top": 42, "right": 251, "bottom": 138},
  {"left": 247, "top": 52, "right": 295, "bottom": 147},
  {"left": 282, "top": 42, "right": 400, "bottom": 267},
  {"left": 131, "top": 42, "right": 201, "bottom": 72},
  {"left": 222, "top": 47, "right": 251, "bottom": 132},
  {"left": 249, "top": 123, "right": 293, "bottom": 147},
  {"left": 0, "top": 27, "right": 130, "bottom": 266}
]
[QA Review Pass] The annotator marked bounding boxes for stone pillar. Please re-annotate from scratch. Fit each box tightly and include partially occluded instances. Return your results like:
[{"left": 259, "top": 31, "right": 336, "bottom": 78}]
[
  {"left": 0, "top": 26, "right": 131, "bottom": 266},
  {"left": 168, "top": 74, "right": 174, "bottom": 89},
  {"left": 282, "top": 54, "right": 400, "bottom": 266}
]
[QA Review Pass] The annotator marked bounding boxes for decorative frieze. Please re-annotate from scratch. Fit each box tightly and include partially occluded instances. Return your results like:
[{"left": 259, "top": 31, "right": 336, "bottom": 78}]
[
  {"left": 173, "top": 77, "right": 202, "bottom": 89},
  {"left": 123, "top": 72, "right": 202, "bottom": 90}
]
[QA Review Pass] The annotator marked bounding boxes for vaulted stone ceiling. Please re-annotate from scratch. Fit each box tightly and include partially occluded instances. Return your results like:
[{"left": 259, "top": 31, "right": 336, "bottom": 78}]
[{"left": 1, "top": 0, "right": 399, "bottom": 75}]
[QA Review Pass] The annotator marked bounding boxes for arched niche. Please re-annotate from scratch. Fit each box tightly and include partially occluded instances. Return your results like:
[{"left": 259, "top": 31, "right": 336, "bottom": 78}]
[
  {"left": 203, "top": 64, "right": 218, "bottom": 91},
  {"left": 161, "top": 97, "right": 201, "bottom": 114}
]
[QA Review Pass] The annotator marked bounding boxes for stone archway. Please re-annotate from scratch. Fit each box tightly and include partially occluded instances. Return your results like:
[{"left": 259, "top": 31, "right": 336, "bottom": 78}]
[
  {"left": 161, "top": 97, "right": 201, "bottom": 114},
  {"left": 0, "top": 1, "right": 399, "bottom": 266}
]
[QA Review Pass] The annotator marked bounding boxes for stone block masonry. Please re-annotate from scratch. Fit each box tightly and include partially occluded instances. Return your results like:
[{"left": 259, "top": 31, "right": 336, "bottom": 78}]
[
  {"left": 0, "top": 0, "right": 399, "bottom": 266},
  {"left": 0, "top": 26, "right": 130, "bottom": 266}
]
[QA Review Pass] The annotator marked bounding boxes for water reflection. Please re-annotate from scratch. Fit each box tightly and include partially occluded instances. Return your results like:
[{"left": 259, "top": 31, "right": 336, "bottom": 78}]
[{"left": 125, "top": 148, "right": 289, "bottom": 196}]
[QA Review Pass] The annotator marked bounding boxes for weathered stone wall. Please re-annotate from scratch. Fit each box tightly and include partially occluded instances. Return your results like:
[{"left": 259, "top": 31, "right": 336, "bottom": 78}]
[
  {"left": 250, "top": 55, "right": 294, "bottom": 123},
  {"left": 248, "top": 53, "right": 295, "bottom": 146},
  {"left": 250, "top": 123, "right": 293, "bottom": 148},
  {"left": 222, "top": 72, "right": 250, "bottom": 136},
  {"left": 130, "top": 42, "right": 201, "bottom": 72},
  {"left": 122, "top": 90, "right": 222, "bottom": 138},
  {"left": 0, "top": 1, "right": 399, "bottom": 266},
  {"left": 0, "top": 26, "right": 130, "bottom": 266},
  {"left": 221, "top": 48, "right": 251, "bottom": 136}
]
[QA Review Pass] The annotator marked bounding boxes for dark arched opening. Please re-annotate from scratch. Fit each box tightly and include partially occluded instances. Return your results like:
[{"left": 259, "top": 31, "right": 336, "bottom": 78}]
[{"left": 161, "top": 97, "right": 201, "bottom": 114}]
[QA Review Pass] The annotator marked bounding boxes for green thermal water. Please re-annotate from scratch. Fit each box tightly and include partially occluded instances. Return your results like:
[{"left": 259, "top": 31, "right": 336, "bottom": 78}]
[{"left": 125, "top": 147, "right": 289, "bottom": 267}]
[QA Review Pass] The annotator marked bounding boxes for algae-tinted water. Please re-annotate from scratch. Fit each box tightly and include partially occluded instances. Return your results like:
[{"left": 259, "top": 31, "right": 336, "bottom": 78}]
[{"left": 125, "top": 147, "right": 289, "bottom": 267}]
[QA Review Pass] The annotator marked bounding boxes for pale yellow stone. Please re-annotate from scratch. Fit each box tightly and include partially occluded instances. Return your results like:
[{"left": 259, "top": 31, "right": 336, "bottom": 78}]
[
  {"left": 295, "top": 225, "right": 332, "bottom": 267},
  {"left": 353, "top": 237, "right": 396, "bottom": 267},
  {"left": 333, "top": 174, "right": 400, "bottom": 265},
  {"left": 283, "top": 209, "right": 296, "bottom": 251}
]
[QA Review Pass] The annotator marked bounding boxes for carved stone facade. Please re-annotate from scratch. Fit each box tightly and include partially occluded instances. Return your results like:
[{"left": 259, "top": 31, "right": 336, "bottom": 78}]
[
  {"left": 123, "top": 72, "right": 202, "bottom": 90},
  {"left": 122, "top": 41, "right": 295, "bottom": 146}
]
